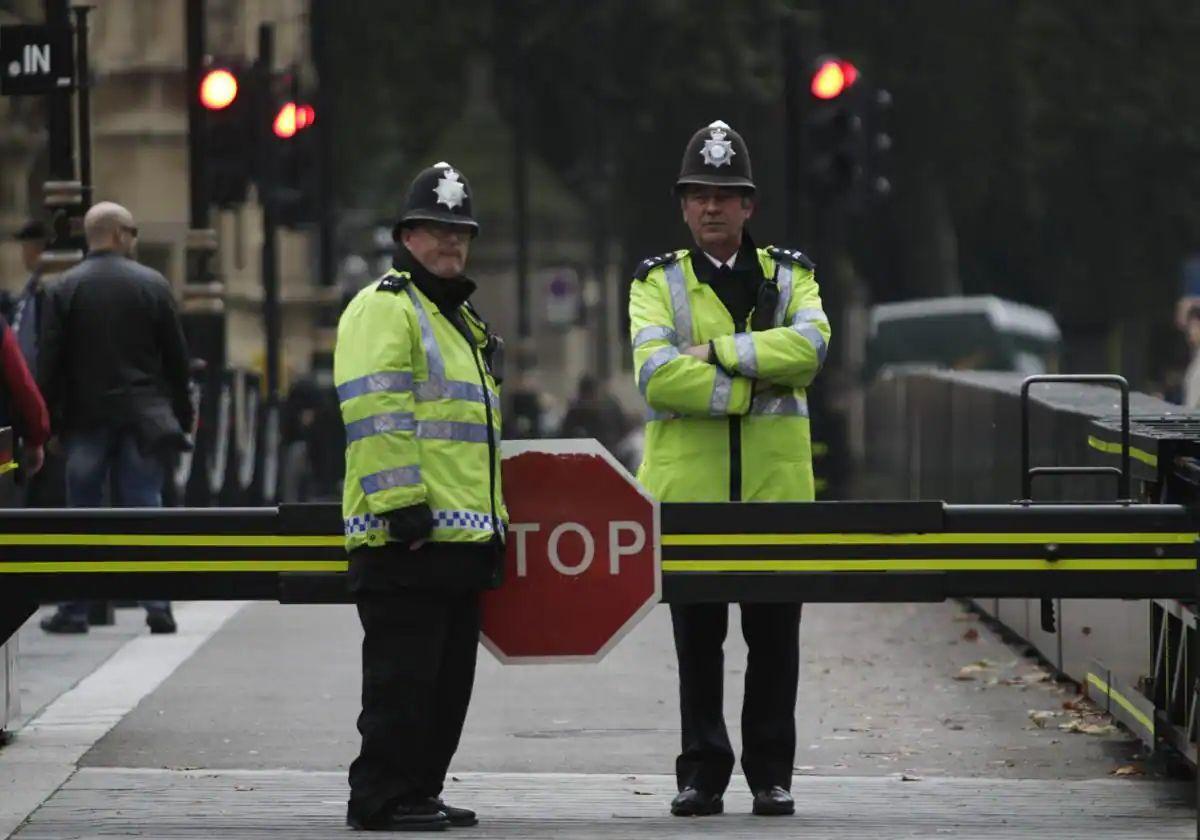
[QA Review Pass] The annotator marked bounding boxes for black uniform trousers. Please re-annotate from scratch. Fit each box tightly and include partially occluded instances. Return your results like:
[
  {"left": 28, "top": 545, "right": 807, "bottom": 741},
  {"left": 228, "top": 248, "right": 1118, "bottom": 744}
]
[
  {"left": 671, "top": 601, "right": 801, "bottom": 795},
  {"left": 347, "top": 587, "right": 481, "bottom": 821}
]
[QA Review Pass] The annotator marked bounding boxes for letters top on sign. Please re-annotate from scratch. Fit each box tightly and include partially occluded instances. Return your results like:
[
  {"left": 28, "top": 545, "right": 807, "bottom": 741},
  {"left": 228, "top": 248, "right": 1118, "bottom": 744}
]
[{"left": 0, "top": 25, "right": 75, "bottom": 96}]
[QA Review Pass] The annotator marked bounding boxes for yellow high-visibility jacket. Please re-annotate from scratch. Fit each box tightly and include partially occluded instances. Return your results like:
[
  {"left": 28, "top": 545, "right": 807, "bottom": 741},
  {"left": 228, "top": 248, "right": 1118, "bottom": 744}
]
[
  {"left": 630, "top": 246, "right": 830, "bottom": 502},
  {"left": 335, "top": 268, "right": 507, "bottom": 552}
]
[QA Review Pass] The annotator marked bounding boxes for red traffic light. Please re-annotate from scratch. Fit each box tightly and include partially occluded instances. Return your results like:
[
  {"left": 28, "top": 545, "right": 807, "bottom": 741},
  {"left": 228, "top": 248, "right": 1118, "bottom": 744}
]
[
  {"left": 811, "top": 59, "right": 859, "bottom": 100},
  {"left": 273, "top": 102, "right": 316, "bottom": 139},
  {"left": 199, "top": 68, "right": 239, "bottom": 110}
]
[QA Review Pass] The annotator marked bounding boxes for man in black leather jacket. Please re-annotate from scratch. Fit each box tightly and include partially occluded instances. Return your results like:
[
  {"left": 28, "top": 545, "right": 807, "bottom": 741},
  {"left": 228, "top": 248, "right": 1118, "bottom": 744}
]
[{"left": 38, "top": 201, "right": 195, "bottom": 634}]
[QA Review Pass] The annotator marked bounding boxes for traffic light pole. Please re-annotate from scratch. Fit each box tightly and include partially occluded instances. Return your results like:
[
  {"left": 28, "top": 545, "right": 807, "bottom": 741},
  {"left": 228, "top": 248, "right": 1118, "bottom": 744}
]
[{"left": 257, "top": 24, "right": 281, "bottom": 405}]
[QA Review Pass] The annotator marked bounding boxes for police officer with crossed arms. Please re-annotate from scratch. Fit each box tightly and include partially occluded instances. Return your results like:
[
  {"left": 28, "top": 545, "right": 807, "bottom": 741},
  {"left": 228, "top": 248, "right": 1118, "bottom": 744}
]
[
  {"left": 337, "top": 162, "right": 506, "bottom": 831},
  {"left": 629, "top": 121, "right": 831, "bottom": 818}
]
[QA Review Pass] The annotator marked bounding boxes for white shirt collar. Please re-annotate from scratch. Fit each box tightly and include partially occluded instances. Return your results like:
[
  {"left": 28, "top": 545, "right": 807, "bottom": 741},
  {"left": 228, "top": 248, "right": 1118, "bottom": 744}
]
[{"left": 702, "top": 250, "right": 738, "bottom": 270}]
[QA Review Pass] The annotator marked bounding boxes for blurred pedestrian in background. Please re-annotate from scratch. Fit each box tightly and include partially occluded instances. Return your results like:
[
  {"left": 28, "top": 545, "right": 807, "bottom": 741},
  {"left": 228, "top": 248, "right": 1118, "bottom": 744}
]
[
  {"left": 38, "top": 201, "right": 194, "bottom": 635},
  {"left": 559, "top": 374, "right": 631, "bottom": 452},
  {"left": 9, "top": 220, "right": 67, "bottom": 507}
]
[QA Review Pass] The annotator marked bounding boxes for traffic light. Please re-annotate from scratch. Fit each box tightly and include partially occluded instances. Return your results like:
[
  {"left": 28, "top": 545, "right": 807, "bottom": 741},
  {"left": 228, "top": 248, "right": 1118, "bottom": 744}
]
[
  {"left": 804, "top": 57, "right": 866, "bottom": 197},
  {"left": 199, "top": 64, "right": 252, "bottom": 206},
  {"left": 269, "top": 98, "right": 319, "bottom": 227}
]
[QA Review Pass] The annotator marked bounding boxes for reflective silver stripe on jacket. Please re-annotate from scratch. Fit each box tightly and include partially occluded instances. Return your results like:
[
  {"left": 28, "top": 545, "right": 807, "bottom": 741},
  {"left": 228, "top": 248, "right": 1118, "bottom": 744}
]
[
  {"left": 633, "top": 325, "right": 677, "bottom": 348},
  {"left": 733, "top": 332, "right": 758, "bottom": 377},
  {"left": 663, "top": 262, "right": 692, "bottom": 348},
  {"left": 646, "top": 407, "right": 679, "bottom": 422},
  {"left": 773, "top": 264, "right": 794, "bottom": 327},
  {"left": 749, "top": 389, "right": 810, "bottom": 417},
  {"left": 344, "top": 512, "right": 389, "bottom": 536},
  {"left": 709, "top": 368, "right": 733, "bottom": 414},
  {"left": 417, "top": 420, "right": 491, "bottom": 444},
  {"left": 337, "top": 371, "right": 414, "bottom": 403},
  {"left": 405, "top": 286, "right": 446, "bottom": 380},
  {"left": 414, "top": 378, "right": 498, "bottom": 406},
  {"left": 433, "top": 509, "right": 501, "bottom": 533},
  {"left": 344, "top": 411, "right": 416, "bottom": 444},
  {"left": 638, "top": 346, "right": 681, "bottom": 395},
  {"left": 791, "top": 309, "right": 828, "bottom": 366},
  {"left": 403, "top": 285, "right": 497, "bottom": 407},
  {"left": 360, "top": 465, "right": 422, "bottom": 495}
]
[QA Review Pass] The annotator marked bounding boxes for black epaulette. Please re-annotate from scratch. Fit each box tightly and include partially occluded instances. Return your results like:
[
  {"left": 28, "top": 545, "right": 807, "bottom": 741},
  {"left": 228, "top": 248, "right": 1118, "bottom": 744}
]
[
  {"left": 633, "top": 251, "right": 682, "bottom": 281},
  {"left": 766, "top": 246, "right": 816, "bottom": 271},
  {"left": 376, "top": 271, "right": 411, "bottom": 294}
]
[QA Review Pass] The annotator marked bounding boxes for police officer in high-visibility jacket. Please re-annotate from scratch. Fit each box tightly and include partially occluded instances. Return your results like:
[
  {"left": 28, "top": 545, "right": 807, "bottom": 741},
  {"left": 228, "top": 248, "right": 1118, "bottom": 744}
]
[
  {"left": 337, "top": 162, "right": 507, "bottom": 832},
  {"left": 629, "top": 122, "right": 830, "bottom": 819}
]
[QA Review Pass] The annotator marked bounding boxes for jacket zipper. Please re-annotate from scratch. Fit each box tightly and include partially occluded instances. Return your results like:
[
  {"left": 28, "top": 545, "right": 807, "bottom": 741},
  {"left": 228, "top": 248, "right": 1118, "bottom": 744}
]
[
  {"left": 454, "top": 313, "right": 502, "bottom": 545},
  {"left": 729, "top": 319, "right": 745, "bottom": 502}
]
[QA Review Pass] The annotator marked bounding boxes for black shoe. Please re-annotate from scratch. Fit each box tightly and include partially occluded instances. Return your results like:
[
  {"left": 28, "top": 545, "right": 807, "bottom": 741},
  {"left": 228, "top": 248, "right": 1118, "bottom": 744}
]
[
  {"left": 40, "top": 612, "right": 88, "bottom": 634},
  {"left": 428, "top": 798, "right": 477, "bottom": 827},
  {"left": 146, "top": 609, "right": 176, "bottom": 634},
  {"left": 670, "top": 787, "right": 723, "bottom": 816},
  {"left": 347, "top": 801, "right": 449, "bottom": 831},
  {"left": 752, "top": 785, "right": 794, "bottom": 816}
]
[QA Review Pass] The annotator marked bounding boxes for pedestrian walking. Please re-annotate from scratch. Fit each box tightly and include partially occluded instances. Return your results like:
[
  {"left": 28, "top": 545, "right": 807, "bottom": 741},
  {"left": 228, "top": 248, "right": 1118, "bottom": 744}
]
[
  {"left": 38, "top": 201, "right": 194, "bottom": 635},
  {"left": 337, "top": 162, "right": 506, "bottom": 832},
  {"left": 629, "top": 120, "right": 831, "bottom": 817}
]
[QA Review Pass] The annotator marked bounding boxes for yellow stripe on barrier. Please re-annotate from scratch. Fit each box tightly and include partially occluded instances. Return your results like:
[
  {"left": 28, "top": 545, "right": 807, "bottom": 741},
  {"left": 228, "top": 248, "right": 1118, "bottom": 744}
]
[
  {"left": 662, "top": 558, "right": 1196, "bottom": 573},
  {"left": 663, "top": 532, "right": 1197, "bottom": 547},
  {"left": 0, "top": 560, "right": 348, "bottom": 573},
  {"left": 1087, "top": 435, "right": 1158, "bottom": 469},
  {"left": 1086, "top": 672, "right": 1155, "bottom": 737},
  {"left": 0, "top": 534, "right": 344, "bottom": 547}
]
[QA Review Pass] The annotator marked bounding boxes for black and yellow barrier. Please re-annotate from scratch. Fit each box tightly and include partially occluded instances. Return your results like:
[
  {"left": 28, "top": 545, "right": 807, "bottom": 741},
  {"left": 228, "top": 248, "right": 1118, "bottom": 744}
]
[{"left": 1, "top": 499, "right": 1196, "bottom": 648}]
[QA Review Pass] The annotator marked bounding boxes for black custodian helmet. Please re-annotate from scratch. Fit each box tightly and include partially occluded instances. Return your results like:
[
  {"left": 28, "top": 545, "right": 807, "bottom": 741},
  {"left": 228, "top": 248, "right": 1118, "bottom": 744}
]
[
  {"left": 675, "top": 120, "right": 755, "bottom": 194},
  {"left": 392, "top": 161, "right": 479, "bottom": 240}
]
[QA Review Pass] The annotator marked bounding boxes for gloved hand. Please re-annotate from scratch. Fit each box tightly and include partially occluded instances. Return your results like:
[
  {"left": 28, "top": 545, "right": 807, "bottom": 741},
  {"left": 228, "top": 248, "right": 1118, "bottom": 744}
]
[{"left": 385, "top": 503, "right": 434, "bottom": 546}]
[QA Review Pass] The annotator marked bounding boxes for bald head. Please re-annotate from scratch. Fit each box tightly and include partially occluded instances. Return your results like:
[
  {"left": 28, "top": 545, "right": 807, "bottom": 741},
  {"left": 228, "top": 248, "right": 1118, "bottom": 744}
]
[{"left": 84, "top": 201, "right": 137, "bottom": 255}]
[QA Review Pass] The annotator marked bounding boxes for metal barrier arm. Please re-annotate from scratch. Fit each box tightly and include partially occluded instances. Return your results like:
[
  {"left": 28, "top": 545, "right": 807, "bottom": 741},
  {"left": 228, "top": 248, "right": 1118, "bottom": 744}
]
[{"left": 0, "top": 500, "right": 1196, "bottom": 647}]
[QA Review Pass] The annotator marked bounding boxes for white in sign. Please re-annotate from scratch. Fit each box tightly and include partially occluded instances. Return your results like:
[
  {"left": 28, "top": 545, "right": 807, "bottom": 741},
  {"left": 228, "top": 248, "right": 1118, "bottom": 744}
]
[
  {"left": 8, "top": 43, "right": 51, "bottom": 77},
  {"left": 509, "top": 520, "right": 648, "bottom": 577}
]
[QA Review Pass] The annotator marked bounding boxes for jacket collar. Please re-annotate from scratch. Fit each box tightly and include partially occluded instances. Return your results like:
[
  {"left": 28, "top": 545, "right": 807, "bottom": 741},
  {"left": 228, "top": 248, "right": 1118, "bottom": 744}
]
[{"left": 393, "top": 247, "right": 476, "bottom": 316}]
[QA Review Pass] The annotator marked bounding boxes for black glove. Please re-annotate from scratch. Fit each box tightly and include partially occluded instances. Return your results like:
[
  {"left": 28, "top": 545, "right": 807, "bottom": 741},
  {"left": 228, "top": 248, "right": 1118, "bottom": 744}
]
[
  {"left": 385, "top": 503, "right": 434, "bottom": 544},
  {"left": 750, "top": 279, "right": 780, "bottom": 332}
]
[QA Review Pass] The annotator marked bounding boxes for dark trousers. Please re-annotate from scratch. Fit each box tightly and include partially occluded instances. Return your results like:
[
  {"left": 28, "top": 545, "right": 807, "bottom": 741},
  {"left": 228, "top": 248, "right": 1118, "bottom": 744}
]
[
  {"left": 671, "top": 602, "right": 801, "bottom": 795},
  {"left": 348, "top": 588, "right": 481, "bottom": 821}
]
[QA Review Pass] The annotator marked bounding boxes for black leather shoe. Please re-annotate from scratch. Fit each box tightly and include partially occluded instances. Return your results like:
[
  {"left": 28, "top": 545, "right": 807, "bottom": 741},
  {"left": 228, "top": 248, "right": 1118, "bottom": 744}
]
[
  {"left": 40, "top": 613, "right": 88, "bottom": 634},
  {"left": 427, "top": 798, "right": 477, "bottom": 827},
  {"left": 347, "top": 800, "right": 449, "bottom": 831},
  {"left": 670, "top": 787, "right": 723, "bottom": 816},
  {"left": 752, "top": 785, "right": 794, "bottom": 816},
  {"left": 146, "top": 610, "right": 176, "bottom": 634}
]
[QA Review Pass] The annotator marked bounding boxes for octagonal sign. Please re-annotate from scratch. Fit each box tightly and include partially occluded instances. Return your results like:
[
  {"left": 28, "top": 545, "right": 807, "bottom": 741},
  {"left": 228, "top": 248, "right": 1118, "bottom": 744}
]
[{"left": 481, "top": 439, "right": 661, "bottom": 663}]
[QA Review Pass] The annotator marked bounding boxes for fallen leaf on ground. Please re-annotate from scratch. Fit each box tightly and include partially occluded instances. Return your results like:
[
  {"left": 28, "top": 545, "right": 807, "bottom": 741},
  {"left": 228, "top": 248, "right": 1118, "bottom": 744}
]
[
  {"left": 1110, "top": 765, "right": 1143, "bottom": 777},
  {"left": 962, "top": 628, "right": 980, "bottom": 642},
  {"left": 1059, "top": 719, "right": 1117, "bottom": 736},
  {"left": 898, "top": 773, "right": 923, "bottom": 781},
  {"left": 632, "top": 790, "right": 654, "bottom": 795},
  {"left": 1028, "top": 710, "right": 1060, "bottom": 727}
]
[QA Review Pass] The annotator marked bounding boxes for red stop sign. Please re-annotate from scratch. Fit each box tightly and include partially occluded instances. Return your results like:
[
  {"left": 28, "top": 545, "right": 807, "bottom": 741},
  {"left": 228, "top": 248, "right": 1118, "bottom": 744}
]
[{"left": 481, "top": 440, "right": 661, "bottom": 662}]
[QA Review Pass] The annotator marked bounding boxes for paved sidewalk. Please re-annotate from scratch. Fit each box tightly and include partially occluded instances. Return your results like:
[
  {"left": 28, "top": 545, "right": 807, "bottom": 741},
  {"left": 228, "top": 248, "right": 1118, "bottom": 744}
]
[{"left": 10, "top": 768, "right": 1194, "bottom": 839}]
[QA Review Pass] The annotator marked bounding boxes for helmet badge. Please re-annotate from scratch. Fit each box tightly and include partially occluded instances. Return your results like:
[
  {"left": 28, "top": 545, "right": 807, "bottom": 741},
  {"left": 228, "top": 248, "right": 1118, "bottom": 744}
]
[
  {"left": 433, "top": 166, "right": 467, "bottom": 210},
  {"left": 700, "top": 121, "right": 735, "bottom": 169}
]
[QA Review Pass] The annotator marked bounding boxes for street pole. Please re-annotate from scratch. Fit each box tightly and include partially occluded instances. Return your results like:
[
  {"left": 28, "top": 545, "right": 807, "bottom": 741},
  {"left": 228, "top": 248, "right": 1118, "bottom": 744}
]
[
  {"left": 41, "top": 0, "right": 83, "bottom": 271},
  {"left": 257, "top": 24, "right": 280, "bottom": 404},
  {"left": 182, "top": 0, "right": 225, "bottom": 505},
  {"left": 512, "top": 36, "right": 531, "bottom": 348},
  {"left": 72, "top": 5, "right": 92, "bottom": 211}
]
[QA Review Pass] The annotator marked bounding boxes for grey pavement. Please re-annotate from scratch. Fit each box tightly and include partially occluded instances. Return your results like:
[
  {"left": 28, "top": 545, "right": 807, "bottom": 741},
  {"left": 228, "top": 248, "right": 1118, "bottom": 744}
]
[
  {"left": 81, "top": 601, "right": 1145, "bottom": 779},
  {"left": 5, "top": 598, "right": 1192, "bottom": 839},
  {"left": 12, "top": 768, "right": 1194, "bottom": 839},
  {"left": 13, "top": 606, "right": 151, "bottom": 732}
]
